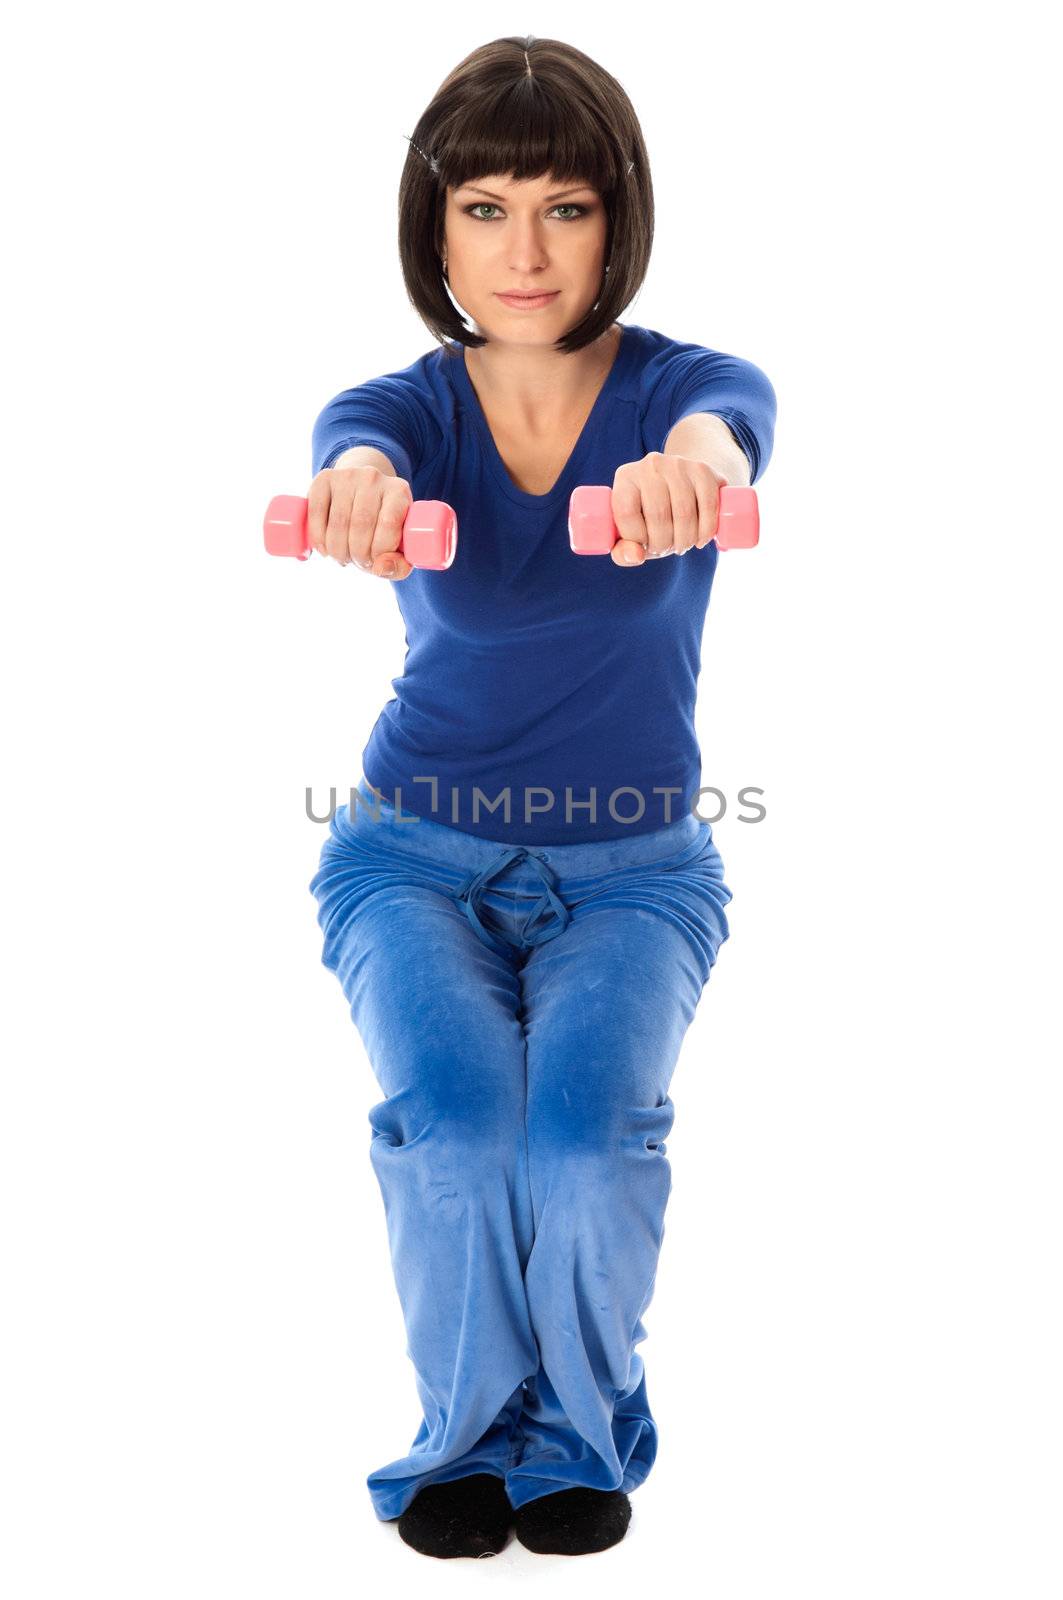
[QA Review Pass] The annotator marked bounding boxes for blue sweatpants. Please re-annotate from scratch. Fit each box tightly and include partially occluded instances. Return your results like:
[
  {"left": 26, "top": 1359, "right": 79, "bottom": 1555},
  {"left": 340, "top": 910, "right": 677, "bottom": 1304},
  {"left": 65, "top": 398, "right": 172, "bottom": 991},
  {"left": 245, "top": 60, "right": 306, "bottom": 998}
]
[{"left": 308, "top": 777, "right": 733, "bottom": 1521}]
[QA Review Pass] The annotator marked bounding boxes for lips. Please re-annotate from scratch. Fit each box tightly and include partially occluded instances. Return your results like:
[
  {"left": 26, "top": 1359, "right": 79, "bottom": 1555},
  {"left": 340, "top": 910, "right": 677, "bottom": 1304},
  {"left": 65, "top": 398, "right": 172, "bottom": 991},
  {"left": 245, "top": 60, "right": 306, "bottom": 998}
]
[{"left": 496, "top": 291, "right": 560, "bottom": 306}]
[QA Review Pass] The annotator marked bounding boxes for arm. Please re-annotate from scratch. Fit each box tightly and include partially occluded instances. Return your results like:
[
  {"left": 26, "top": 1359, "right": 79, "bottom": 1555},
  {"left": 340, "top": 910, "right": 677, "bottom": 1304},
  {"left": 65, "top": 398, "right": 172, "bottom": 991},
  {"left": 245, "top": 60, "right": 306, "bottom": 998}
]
[
  {"left": 312, "top": 371, "right": 439, "bottom": 482},
  {"left": 330, "top": 444, "right": 399, "bottom": 477},
  {"left": 662, "top": 412, "right": 751, "bottom": 488}
]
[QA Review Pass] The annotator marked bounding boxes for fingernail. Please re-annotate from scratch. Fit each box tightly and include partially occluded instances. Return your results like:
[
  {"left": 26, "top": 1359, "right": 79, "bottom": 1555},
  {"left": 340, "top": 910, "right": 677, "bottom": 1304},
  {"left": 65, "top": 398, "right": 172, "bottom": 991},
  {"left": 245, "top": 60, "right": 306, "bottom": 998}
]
[
  {"left": 622, "top": 549, "right": 639, "bottom": 564},
  {"left": 379, "top": 561, "right": 396, "bottom": 577}
]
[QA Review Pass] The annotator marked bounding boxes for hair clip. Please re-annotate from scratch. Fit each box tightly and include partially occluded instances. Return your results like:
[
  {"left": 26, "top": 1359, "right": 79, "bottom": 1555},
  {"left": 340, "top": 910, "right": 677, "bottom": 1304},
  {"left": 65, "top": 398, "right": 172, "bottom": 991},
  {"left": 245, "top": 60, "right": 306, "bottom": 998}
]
[{"left": 404, "top": 135, "right": 440, "bottom": 176}]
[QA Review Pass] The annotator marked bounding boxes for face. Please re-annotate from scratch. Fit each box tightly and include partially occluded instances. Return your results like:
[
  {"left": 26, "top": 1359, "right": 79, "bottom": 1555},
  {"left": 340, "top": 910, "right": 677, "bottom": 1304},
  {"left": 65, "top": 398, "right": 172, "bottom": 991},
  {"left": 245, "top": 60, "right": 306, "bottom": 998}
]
[{"left": 442, "top": 173, "right": 610, "bottom": 340}]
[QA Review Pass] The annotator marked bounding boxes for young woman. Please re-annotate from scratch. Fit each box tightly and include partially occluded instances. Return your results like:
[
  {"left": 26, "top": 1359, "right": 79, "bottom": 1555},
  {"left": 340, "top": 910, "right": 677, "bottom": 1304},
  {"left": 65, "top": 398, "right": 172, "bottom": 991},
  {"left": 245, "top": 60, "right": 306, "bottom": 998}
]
[{"left": 307, "top": 34, "right": 776, "bottom": 1560}]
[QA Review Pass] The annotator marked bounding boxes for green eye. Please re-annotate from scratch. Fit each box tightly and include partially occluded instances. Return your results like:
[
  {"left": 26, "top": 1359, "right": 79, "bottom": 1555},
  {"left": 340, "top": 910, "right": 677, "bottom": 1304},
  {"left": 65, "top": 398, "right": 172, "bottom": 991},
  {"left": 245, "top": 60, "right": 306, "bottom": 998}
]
[{"left": 463, "top": 203, "right": 590, "bottom": 222}]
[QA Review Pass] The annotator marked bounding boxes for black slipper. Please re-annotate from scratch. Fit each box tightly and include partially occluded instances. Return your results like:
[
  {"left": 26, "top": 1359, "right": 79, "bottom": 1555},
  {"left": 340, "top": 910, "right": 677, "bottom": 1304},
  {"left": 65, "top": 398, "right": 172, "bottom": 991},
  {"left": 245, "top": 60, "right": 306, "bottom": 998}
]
[
  {"left": 513, "top": 1485, "right": 632, "bottom": 1554},
  {"left": 396, "top": 1471, "right": 514, "bottom": 1559}
]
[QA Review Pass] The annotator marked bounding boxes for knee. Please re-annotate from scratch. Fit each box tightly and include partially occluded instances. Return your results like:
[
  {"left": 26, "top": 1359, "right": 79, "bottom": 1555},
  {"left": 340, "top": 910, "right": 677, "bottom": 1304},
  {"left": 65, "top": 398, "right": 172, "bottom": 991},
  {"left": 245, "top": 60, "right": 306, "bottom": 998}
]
[
  {"left": 525, "top": 1090, "right": 675, "bottom": 1165},
  {"left": 368, "top": 1075, "right": 524, "bottom": 1163}
]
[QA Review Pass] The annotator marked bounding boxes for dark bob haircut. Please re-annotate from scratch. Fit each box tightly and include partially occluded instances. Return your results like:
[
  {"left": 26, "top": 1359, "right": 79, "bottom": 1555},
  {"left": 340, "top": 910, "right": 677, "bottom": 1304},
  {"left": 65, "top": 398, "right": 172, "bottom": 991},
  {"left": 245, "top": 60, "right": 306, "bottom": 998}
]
[{"left": 398, "top": 35, "right": 654, "bottom": 358}]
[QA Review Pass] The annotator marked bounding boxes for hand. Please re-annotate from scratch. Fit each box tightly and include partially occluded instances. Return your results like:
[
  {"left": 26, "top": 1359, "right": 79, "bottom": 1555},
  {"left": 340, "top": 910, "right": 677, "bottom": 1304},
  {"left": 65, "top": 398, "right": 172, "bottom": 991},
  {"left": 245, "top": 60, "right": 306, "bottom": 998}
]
[
  {"left": 306, "top": 466, "right": 415, "bottom": 579},
  {"left": 609, "top": 452, "right": 728, "bottom": 568}
]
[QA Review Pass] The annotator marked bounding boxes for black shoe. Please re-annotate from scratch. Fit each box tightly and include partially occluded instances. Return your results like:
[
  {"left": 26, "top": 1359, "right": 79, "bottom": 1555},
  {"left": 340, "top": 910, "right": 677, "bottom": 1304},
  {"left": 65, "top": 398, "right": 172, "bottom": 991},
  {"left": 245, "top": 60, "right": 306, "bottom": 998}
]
[
  {"left": 513, "top": 1485, "right": 632, "bottom": 1554},
  {"left": 396, "top": 1472, "right": 514, "bottom": 1559}
]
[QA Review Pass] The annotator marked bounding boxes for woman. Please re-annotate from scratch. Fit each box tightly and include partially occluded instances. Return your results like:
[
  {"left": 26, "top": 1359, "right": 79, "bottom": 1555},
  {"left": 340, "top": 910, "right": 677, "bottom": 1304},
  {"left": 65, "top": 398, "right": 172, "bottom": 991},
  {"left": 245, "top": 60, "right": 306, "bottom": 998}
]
[{"left": 307, "top": 34, "right": 776, "bottom": 1559}]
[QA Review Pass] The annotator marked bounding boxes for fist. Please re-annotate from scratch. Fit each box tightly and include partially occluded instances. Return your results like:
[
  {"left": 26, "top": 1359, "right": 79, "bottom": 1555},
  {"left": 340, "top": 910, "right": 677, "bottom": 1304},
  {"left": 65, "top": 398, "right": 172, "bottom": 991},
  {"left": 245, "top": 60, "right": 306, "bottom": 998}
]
[{"left": 609, "top": 452, "right": 727, "bottom": 567}]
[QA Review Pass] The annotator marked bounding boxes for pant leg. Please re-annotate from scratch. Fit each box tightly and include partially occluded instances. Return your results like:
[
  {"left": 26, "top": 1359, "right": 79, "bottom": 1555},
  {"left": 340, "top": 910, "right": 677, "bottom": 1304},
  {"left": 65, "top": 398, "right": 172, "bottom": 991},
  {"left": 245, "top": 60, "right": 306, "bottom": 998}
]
[
  {"left": 504, "top": 835, "right": 732, "bottom": 1509},
  {"left": 309, "top": 824, "right": 540, "bottom": 1522}
]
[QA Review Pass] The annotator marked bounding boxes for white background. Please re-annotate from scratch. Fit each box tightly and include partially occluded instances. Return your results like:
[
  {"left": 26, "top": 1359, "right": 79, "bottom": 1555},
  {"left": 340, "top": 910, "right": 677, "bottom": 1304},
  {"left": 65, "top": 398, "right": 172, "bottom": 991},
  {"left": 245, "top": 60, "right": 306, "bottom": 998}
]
[{"left": 3, "top": 1, "right": 1060, "bottom": 1593}]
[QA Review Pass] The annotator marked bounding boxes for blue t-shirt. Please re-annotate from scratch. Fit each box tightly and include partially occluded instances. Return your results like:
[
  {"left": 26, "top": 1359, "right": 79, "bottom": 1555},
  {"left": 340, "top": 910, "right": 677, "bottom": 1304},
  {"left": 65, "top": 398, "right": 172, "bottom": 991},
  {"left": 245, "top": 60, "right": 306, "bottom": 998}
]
[{"left": 311, "top": 321, "right": 776, "bottom": 845}]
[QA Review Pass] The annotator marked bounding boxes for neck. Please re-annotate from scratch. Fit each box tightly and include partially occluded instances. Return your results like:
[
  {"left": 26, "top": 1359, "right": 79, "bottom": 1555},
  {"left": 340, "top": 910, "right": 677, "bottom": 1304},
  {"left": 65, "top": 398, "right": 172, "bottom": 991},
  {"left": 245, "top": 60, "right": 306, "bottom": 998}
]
[{"left": 464, "top": 323, "right": 622, "bottom": 429}]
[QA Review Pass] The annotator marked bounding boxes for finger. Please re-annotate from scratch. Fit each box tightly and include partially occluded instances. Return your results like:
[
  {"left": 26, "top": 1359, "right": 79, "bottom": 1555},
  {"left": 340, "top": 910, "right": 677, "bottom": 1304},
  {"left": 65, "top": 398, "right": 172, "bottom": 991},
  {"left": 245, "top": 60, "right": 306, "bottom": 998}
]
[
  {"left": 611, "top": 537, "right": 647, "bottom": 567},
  {"left": 370, "top": 487, "right": 413, "bottom": 578},
  {"left": 667, "top": 471, "right": 700, "bottom": 556},
  {"left": 306, "top": 475, "right": 331, "bottom": 556},
  {"left": 375, "top": 554, "right": 412, "bottom": 579},
  {"left": 339, "top": 479, "right": 381, "bottom": 571},
  {"left": 639, "top": 482, "right": 675, "bottom": 558},
  {"left": 610, "top": 472, "right": 649, "bottom": 555},
  {"left": 694, "top": 467, "right": 723, "bottom": 549},
  {"left": 324, "top": 481, "right": 354, "bottom": 564}
]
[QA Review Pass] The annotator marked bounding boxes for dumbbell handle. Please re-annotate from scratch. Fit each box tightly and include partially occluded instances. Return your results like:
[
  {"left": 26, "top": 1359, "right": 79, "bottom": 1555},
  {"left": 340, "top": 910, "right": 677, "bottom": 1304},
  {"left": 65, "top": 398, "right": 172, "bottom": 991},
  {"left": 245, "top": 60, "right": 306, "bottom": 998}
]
[
  {"left": 263, "top": 482, "right": 759, "bottom": 569},
  {"left": 568, "top": 483, "right": 759, "bottom": 554},
  {"left": 262, "top": 494, "right": 458, "bottom": 570}
]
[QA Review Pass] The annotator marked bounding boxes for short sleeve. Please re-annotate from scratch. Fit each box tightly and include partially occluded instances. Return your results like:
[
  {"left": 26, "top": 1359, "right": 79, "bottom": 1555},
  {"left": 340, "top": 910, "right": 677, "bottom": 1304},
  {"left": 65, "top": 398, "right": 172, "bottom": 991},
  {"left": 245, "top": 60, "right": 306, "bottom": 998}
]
[
  {"left": 311, "top": 372, "right": 444, "bottom": 481},
  {"left": 648, "top": 344, "right": 777, "bottom": 484}
]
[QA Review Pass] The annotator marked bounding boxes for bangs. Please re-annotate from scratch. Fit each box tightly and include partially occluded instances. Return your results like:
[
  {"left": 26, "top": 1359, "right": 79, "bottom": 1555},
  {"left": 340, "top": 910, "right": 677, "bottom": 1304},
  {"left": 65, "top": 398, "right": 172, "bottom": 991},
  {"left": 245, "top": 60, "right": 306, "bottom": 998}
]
[{"left": 432, "top": 87, "right": 627, "bottom": 198}]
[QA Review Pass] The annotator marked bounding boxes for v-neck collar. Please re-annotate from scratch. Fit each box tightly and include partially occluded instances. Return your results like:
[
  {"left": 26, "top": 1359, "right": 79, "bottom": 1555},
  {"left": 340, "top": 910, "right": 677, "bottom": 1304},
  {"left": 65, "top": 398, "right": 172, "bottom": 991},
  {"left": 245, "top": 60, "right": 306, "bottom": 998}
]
[{"left": 444, "top": 322, "right": 637, "bottom": 511}]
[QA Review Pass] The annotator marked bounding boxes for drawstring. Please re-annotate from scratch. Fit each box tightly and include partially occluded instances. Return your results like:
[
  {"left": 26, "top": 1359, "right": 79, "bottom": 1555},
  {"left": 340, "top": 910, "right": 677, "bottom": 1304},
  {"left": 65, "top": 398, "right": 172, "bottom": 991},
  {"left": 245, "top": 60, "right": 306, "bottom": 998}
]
[{"left": 453, "top": 846, "right": 572, "bottom": 954}]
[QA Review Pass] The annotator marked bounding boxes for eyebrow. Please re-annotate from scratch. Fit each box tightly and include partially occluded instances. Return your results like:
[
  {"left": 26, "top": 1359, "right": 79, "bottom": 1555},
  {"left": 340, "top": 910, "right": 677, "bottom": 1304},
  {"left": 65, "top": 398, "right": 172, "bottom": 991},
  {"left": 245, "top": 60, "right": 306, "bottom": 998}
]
[{"left": 457, "top": 184, "right": 595, "bottom": 203}]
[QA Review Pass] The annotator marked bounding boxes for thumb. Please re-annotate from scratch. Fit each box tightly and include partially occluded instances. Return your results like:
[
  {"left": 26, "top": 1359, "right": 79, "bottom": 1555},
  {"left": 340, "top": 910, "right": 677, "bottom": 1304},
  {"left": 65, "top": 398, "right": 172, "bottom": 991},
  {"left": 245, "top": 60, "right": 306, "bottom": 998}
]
[
  {"left": 612, "top": 538, "right": 646, "bottom": 567},
  {"left": 373, "top": 553, "right": 410, "bottom": 579}
]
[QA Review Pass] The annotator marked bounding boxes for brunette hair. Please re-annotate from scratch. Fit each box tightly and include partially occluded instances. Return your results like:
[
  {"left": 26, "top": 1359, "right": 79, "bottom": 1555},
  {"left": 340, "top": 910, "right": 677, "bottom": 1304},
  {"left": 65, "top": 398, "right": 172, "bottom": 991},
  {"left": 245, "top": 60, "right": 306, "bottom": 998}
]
[{"left": 398, "top": 35, "right": 653, "bottom": 357}]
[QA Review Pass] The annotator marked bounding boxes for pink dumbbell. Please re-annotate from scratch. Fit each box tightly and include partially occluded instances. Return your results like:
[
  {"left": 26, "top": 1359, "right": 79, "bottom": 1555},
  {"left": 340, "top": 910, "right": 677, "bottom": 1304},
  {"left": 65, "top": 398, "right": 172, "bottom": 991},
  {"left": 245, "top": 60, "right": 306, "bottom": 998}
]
[
  {"left": 262, "top": 494, "right": 458, "bottom": 571},
  {"left": 568, "top": 484, "right": 759, "bottom": 555}
]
